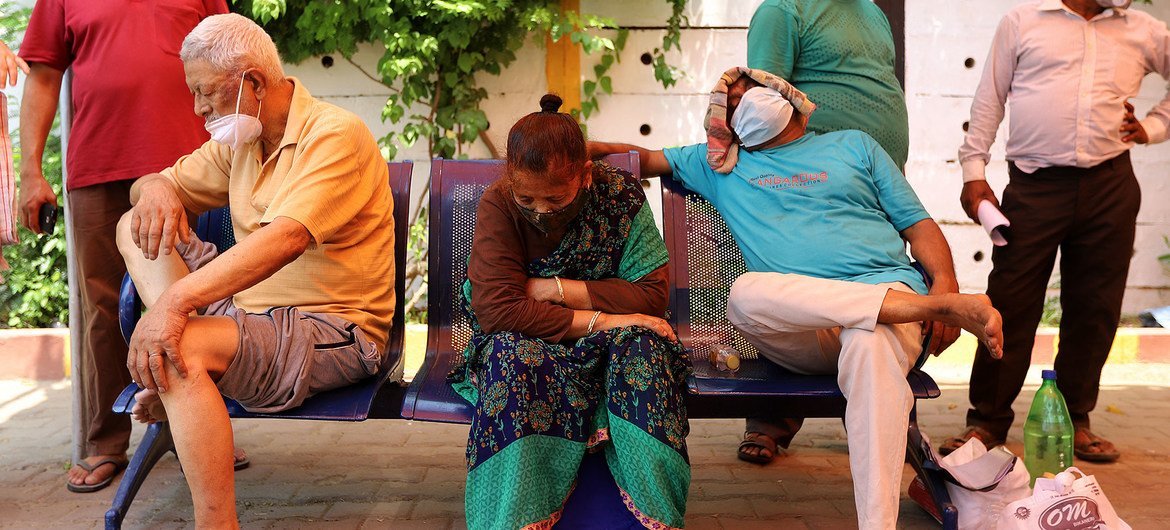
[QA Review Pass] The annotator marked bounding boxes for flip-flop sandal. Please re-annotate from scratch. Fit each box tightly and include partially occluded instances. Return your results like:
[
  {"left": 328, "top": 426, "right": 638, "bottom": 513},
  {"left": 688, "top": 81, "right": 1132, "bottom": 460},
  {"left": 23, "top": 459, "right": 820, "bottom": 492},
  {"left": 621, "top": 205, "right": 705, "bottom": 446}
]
[
  {"left": 737, "top": 431, "right": 778, "bottom": 464},
  {"left": 233, "top": 448, "right": 251, "bottom": 471},
  {"left": 1074, "top": 428, "right": 1120, "bottom": 463},
  {"left": 66, "top": 457, "right": 128, "bottom": 493},
  {"left": 938, "top": 425, "right": 1004, "bottom": 456},
  {"left": 178, "top": 450, "right": 251, "bottom": 475}
]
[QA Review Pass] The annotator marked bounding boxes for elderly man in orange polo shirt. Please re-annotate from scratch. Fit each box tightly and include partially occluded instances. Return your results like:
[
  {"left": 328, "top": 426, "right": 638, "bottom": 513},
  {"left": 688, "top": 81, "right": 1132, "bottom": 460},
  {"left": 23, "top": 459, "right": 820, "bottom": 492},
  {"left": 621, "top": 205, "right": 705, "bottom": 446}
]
[{"left": 117, "top": 14, "right": 397, "bottom": 527}]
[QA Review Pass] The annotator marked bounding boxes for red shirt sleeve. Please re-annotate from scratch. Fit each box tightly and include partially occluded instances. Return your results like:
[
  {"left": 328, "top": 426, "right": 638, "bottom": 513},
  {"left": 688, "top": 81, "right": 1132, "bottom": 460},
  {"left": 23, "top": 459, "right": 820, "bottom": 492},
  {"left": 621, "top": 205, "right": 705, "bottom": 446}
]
[{"left": 18, "top": 0, "right": 71, "bottom": 71}]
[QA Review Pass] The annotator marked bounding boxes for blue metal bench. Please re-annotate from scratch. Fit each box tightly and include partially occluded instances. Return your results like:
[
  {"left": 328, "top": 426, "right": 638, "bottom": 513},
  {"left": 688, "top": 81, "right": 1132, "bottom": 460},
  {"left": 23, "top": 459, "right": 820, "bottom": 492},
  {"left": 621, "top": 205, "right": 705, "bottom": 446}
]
[
  {"left": 104, "top": 161, "right": 413, "bottom": 529},
  {"left": 107, "top": 154, "right": 957, "bottom": 528},
  {"left": 659, "top": 175, "right": 957, "bottom": 529}
]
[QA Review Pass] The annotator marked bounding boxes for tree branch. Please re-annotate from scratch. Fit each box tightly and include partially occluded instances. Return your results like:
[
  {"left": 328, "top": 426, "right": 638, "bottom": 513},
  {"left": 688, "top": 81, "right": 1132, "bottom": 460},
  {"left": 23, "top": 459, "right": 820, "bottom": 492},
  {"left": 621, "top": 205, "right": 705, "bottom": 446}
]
[
  {"left": 479, "top": 130, "right": 500, "bottom": 159},
  {"left": 427, "top": 75, "right": 443, "bottom": 160},
  {"left": 344, "top": 56, "right": 400, "bottom": 94},
  {"left": 403, "top": 281, "right": 428, "bottom": 316}
]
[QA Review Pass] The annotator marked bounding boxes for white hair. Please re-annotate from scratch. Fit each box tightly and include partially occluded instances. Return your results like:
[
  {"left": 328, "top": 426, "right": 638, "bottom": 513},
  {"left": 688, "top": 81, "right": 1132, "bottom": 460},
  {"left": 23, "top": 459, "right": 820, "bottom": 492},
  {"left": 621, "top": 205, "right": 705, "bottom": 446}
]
[{"left": 180, "top": 13, "right": 284, "bottom": 83}]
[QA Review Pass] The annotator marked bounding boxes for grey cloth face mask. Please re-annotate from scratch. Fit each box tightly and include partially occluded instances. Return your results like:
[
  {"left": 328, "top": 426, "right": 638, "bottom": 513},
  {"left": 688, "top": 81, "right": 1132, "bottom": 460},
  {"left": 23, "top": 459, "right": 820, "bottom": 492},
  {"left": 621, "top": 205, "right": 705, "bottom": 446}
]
[{"left": 514, "top": 186, "right": 590, "bottom": 235}]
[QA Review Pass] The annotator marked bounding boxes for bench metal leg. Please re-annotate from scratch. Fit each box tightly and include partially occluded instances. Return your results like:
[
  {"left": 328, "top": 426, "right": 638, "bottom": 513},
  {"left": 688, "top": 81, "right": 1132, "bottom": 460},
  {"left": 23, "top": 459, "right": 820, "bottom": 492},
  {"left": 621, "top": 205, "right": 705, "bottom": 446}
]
[
  {"left": 906, "top": 405, "right": 957, "bottom": 530},
  {"left": 105, "top": 422, "right": 176, "bottom": 530}
]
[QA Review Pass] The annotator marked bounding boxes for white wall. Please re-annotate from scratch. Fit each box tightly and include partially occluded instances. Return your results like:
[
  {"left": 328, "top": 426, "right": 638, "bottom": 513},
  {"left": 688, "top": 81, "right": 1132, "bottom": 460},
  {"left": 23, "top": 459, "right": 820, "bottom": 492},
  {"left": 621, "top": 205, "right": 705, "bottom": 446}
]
[{"left": 7, "top": 0, "right": 1165, "bottom": 314}]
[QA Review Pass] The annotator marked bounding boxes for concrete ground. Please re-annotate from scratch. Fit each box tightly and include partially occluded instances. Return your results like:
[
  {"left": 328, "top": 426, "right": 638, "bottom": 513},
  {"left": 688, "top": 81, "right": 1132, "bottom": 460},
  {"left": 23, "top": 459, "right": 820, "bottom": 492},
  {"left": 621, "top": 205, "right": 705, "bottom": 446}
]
[{"left": 1, "top": 360, "right": 1168, "bottom": 529}]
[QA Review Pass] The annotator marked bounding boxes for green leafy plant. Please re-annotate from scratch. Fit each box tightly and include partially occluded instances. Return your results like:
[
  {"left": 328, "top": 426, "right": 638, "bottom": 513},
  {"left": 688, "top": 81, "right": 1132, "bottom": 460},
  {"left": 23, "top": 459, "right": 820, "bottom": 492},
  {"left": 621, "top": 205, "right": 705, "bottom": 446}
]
[
  {"left": 0, "top": 1, "right": 70, "bottom": 328},
  {"left": 0, "top": 119, "right": 70, "bottom": 330},
  {"left": 231, "top": 0, "right": 686, "bottom": 160},
  {"left": 0, "top": 164, "right": 70, "bottom": 328},
  {"left": 403, "top": 204, "right": 428, "bottom": 323},
  {"left": 1040, "top": 279, "right": 1061, "bottom": 327}
]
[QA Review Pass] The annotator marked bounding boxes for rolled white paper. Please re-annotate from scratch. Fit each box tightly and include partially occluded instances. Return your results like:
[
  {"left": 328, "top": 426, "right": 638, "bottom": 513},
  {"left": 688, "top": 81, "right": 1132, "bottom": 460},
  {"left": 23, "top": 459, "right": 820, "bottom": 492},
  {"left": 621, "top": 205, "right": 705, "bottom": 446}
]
[{"left": 977, "top": 200, "right": 1010, "bottom": 246}]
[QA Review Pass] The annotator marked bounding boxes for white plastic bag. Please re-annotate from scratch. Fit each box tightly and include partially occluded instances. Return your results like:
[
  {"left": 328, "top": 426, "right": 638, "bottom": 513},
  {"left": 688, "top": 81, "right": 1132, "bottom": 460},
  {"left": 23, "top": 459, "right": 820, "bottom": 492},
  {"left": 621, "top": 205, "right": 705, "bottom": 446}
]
[
  {"left": 998, "top": 467, "right": 1130, "bottom": 530},
  {"left": 935, "top": 437, "right": 1031, "bottom": 530}
]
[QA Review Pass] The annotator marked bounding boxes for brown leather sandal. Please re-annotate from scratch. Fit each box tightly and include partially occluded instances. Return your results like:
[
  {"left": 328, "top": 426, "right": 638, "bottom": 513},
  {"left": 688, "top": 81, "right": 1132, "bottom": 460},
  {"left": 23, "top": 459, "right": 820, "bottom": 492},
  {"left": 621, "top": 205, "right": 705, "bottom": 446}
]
[
  {"left": 937, "top": 425, "right": 1005, "bottom": 456},
  {"left": 1074, "top": 427, "right": 1120, "bottom": 463},
  {"left": 737, "top": 431, "right": 778, "bottom": 464}
]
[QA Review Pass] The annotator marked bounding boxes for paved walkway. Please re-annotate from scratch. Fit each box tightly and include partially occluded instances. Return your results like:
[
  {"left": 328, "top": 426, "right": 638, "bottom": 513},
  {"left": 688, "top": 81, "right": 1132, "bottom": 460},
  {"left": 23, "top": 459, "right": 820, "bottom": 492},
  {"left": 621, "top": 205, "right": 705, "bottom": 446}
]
[{"left": 1, "top": 362, "right": 1167, "bottom": 529}]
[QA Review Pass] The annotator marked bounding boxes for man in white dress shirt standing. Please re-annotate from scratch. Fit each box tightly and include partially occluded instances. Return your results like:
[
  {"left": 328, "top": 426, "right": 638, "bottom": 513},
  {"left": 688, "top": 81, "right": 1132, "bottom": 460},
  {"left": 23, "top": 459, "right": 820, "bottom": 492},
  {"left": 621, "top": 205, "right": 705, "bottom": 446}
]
[{"left": 944, "top": 0, "right": 1170, "bottom": 462}]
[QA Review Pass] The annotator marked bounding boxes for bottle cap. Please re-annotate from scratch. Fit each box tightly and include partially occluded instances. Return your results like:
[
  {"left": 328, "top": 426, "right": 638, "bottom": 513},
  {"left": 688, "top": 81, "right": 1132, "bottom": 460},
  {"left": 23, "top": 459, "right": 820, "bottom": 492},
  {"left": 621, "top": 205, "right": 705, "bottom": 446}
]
[{"left": 1042, "top": 369, "right": 1057, "bottom": 381}]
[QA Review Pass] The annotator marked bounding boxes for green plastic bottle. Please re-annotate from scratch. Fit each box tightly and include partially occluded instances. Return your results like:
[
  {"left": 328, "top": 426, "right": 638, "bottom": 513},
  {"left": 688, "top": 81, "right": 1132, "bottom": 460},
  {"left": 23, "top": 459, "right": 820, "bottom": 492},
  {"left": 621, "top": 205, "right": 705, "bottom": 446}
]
[{"left": 1023, "top": 370, "right": 1074, "bottom": 485}]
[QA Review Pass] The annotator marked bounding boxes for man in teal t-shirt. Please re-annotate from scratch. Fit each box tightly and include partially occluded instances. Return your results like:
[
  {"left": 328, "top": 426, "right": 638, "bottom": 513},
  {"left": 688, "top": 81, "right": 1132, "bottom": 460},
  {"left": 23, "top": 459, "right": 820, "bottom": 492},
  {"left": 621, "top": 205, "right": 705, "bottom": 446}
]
[
  {"left": 748, "top": 0, "right": 909, "bottom": 168},
  {"left": 748, "top": 0, "right": 909, "bottom": 471},
  {"left": 660, "top": 133, "right": 929, "bottom": 293},
  {"left": 589, "top": 81, "right": 1001, "bottom": 529}
]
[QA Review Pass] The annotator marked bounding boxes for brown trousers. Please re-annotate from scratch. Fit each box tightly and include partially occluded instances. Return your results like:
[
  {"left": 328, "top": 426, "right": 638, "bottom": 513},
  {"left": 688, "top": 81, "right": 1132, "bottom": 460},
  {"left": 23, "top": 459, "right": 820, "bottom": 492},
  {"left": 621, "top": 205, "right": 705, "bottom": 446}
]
[
  {"left": 69, "top": 180, "right": 135, "bottom": 457},
  {"left": 967, "top": 151, "right": 1140, "bottom": 438}
]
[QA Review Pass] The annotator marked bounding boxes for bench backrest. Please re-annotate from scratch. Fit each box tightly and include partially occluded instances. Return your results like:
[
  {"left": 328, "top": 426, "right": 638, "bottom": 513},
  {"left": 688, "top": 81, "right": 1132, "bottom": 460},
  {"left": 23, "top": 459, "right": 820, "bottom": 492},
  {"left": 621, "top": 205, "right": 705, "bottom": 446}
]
[
  {"left": 402, "top": 152, "right": 641, "bottom": 423},
  {"left": 660, "top": 175, "right": 933, "bottom": 380},
  {"left": 195, "top": 207, "right": 236, "bottom": 251},
  {"left": 659, "top": 176, "right": 763, "bottom": 362},
  {"left": 383, "top": 162, "right": 412, "bottom": 379}
]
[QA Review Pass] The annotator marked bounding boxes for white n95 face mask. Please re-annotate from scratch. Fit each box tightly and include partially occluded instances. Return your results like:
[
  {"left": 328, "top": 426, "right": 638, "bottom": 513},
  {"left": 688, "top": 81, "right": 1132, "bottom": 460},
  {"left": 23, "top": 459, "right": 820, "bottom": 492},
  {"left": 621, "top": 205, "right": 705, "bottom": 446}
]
[
  {"left": 1095, "top": 0, "right": 1131, "bottom": 8},
  {"left": 730, "top": 86, "right": 794, "bottom": 149},
  {"left": 205, "top": 72, "right": 263, "bottom": 150}
]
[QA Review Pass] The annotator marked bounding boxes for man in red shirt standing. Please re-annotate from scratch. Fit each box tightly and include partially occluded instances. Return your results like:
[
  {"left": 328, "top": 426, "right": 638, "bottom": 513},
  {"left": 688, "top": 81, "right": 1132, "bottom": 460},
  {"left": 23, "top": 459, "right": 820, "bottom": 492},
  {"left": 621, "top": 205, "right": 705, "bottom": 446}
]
[{"left": 17, "top": 0, "right": 229, "bottom": 492}]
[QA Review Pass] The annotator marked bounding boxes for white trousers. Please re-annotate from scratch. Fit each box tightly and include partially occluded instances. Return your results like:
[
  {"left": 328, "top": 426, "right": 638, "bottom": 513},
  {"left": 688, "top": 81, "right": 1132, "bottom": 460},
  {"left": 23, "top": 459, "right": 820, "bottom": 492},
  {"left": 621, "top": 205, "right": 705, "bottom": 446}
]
[{"left": 726, "top": 272, "right": 922, "bottom": 530}]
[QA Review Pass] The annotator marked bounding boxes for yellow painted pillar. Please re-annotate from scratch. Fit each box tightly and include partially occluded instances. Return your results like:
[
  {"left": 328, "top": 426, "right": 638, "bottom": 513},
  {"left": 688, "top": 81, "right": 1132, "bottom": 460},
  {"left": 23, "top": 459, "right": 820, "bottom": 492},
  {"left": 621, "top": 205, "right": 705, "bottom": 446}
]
[{"left": 545, "top": 0, "right": 581, "bottom": 113}]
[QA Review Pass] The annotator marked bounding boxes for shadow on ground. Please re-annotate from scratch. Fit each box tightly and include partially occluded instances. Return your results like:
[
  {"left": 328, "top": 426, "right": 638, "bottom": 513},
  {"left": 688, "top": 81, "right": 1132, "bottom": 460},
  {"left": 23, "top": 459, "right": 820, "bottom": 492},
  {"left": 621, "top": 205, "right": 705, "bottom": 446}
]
[{"left": 1, "top": 379, "right": 1167, "bottom": 529}]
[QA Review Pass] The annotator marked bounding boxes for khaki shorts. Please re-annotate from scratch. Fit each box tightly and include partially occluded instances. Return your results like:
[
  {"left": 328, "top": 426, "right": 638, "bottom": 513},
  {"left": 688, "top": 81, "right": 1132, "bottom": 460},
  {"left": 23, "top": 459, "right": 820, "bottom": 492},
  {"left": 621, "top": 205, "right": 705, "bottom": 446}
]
[{"left": 178, "top": 237, "right": 381, "bottom": 413}]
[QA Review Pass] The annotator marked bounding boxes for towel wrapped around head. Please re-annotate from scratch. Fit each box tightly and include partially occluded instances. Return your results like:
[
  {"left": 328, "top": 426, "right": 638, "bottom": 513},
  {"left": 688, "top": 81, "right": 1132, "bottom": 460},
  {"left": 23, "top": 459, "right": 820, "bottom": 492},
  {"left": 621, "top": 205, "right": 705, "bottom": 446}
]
[{"left": 704, "top": 66, "right": 816, "bottom": 173}]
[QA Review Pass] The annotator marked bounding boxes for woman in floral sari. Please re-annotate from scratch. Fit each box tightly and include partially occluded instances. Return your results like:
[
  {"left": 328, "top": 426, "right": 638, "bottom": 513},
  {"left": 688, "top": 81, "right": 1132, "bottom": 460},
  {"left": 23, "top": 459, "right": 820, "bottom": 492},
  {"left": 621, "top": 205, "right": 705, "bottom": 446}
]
[{"left": 450, "top": 94, "right": 690, "bottom": 529}]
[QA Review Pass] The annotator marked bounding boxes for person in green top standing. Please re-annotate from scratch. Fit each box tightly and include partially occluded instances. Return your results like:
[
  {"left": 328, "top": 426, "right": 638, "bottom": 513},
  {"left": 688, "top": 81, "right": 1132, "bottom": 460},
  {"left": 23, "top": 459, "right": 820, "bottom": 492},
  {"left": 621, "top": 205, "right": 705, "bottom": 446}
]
[
  {"left": 741, "top": 0, "right": 911, "bottom": 464},
  {"left": 748, "top": 0, "right": 909, "bottom": 168}
]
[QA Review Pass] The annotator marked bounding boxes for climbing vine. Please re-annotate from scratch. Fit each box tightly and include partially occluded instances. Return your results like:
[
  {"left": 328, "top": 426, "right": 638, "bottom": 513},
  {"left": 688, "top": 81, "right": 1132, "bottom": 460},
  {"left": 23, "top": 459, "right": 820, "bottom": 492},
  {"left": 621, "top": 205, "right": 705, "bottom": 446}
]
[{"left": 232, "top": 0, "right": 687, "bottom": 159}]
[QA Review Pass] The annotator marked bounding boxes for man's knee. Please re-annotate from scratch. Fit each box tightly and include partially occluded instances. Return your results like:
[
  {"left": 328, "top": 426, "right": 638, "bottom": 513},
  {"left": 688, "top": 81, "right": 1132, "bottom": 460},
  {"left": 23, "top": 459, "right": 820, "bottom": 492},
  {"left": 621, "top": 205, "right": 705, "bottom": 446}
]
[
  {"left": 727, "top": 272, "right": 766, "bottom": 325},
  {"left": 838, "top": 324, "right": 917, "bottom": 375},
  {"left": 176, "top": 316, "right": 242, "bottom": 380},
  {"left": 727, "top": 272, "right": 793, "bottom": 327},
  {"left": 116, "top": 211, "right": 140, "bottom": 263}
]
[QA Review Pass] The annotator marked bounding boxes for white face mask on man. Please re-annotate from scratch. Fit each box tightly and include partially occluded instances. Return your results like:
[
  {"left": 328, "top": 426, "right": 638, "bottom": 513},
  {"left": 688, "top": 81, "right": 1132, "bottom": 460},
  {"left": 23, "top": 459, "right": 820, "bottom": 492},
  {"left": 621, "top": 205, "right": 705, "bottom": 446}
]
[
  {"left": 1095, "top": 0, "right": 1131, "bottom": 9},
  {"left": 205, "top": 71, "right": 263, "bottom": 150},
  {"left": 729, "top": 86, "right": 794, "bottom": 149}
]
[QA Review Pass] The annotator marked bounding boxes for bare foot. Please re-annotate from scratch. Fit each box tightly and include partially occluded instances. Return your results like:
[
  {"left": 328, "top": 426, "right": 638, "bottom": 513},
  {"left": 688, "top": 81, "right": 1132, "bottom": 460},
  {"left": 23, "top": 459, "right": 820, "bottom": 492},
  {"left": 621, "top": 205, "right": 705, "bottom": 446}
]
[
  {"left": 131, "top": 388, "right": 168, "bottom": 423},
  {"left": 940, "top": 293, "right": 1003, "bottom": 358},
  {"left": 233, "top": 447, "right": 250, "bottom": 469},
  {"left": 134, "top": 389, "right": 251, "bottom": 471},
  {"left": 67, "top": 454, "right": 128, "bottom": 489}
]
